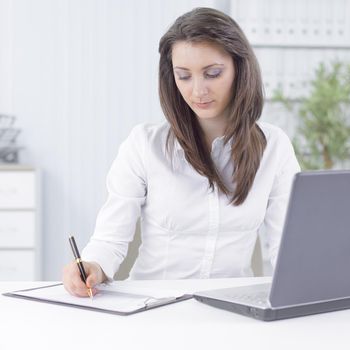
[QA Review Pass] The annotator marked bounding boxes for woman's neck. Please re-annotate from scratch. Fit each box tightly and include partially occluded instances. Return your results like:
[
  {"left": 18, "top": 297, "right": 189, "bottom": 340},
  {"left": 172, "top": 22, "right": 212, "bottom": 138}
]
[{"left": 197, "top": 115, "right": 227, "bottom": 151}]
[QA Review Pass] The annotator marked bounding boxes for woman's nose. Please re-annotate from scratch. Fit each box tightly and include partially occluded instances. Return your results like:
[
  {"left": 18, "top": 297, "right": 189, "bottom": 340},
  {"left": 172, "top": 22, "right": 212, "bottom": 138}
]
[{"left": 192, "top": 77, "right": 209, "bottom": 98}]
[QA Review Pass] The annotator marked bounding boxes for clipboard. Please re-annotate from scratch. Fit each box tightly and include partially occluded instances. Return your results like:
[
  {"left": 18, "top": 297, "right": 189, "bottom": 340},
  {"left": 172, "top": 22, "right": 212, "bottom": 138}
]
[{"left": 3, "top": 282, "right": 193, "bottom": 316}]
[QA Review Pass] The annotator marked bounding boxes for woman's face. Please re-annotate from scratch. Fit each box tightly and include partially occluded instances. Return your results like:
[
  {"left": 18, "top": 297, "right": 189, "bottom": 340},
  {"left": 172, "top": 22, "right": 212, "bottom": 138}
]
[{"left": 172, "top": 40, "right": 235, "bottom": 122}]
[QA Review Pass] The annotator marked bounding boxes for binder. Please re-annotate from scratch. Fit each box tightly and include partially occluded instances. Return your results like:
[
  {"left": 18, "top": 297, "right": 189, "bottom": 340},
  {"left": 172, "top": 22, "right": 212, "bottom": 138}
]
[{"left": 3, "top": 282, "right": 193, "bottom": 316}]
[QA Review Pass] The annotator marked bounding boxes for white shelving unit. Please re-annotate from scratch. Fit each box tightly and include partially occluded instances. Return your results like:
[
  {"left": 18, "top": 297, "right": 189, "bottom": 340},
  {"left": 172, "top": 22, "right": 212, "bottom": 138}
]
[{"left": 0, "top": 165, "right": 41, "bottom": 280}]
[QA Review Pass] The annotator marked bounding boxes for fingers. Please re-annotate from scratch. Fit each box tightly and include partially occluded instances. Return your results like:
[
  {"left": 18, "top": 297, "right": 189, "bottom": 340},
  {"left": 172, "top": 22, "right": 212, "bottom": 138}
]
[
  {"left": 86, "top": 261, "right": 106, "bottom": 286},
  {"left": 62, "top": 261, "right": 97, "bottom": 297},
  {"left": 86, "top": 274, "right": 96, "bottom": 289}
]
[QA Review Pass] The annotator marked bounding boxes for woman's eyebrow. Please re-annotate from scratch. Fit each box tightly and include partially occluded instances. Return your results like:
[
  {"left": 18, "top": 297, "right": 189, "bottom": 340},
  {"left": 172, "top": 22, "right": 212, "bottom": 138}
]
[{"left": 173, "top": 63, "right": 224, "bottom": 71}]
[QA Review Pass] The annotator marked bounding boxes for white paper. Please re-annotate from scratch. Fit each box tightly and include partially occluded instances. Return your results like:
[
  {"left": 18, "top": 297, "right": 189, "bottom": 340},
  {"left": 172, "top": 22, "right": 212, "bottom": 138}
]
[{"left": 12, "top": 282, "right": 186, "bottom": 313}]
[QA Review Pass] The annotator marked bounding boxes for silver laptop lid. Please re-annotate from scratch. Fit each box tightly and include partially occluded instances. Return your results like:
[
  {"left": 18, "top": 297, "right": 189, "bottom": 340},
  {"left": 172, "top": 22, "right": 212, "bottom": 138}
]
[{"left": 270, "top": 170, "right": 350, "bottom": 308}]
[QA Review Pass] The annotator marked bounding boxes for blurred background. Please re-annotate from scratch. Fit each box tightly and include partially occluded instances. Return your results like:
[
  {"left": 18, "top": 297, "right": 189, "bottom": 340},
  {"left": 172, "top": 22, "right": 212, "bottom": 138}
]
[{"left": 0, "top": 0, "right": 349, "bottom": 281}]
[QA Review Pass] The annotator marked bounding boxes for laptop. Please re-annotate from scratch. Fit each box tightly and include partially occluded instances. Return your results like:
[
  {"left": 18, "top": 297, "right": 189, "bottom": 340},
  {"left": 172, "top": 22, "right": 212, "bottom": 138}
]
[{"left": 194, "top": 170, "right": 350, "bottom": 321}]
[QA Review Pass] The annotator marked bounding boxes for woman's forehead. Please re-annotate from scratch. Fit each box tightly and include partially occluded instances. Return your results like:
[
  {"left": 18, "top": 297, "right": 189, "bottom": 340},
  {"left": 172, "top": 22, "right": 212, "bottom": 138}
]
[{"left": 172, "top": 41, "right": 231, "bottom": 68}]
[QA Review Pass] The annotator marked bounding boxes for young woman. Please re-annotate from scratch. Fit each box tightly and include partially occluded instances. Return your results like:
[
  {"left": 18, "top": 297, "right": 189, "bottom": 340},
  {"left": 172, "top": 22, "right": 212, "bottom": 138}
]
[{"left": 63, "top": 7, "right": 300, "bottom": 297}]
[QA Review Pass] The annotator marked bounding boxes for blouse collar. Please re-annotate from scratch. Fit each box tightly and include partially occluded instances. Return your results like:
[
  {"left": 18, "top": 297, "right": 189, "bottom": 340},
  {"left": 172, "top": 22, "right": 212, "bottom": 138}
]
[{"left": 171, "top": 135, "right": 233, "bottom": 171}]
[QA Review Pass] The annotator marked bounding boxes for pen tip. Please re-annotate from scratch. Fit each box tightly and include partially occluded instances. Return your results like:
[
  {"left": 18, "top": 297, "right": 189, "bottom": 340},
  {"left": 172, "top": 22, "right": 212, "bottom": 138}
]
[{"left": 88, "top": 288, "right": 93, "bottom": 299}]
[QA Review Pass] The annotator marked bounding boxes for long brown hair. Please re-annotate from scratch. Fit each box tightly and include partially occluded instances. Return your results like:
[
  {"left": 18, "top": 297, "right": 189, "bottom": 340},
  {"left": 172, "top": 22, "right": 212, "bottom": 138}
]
[{"left": 158, "top": 7, "right": 266, "bottom": 205}]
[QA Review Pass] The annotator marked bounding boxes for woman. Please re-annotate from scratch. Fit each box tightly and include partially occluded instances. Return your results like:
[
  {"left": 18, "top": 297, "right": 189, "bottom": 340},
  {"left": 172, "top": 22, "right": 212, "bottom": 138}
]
[{"left": 63, "top": 7, "right": 300, "bottom": 297}]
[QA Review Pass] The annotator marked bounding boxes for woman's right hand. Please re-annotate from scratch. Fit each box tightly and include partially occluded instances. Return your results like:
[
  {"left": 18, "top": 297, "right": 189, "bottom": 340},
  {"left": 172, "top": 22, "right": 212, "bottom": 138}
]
[{"left": 62, "top": 260, "right": 107, "bottom": 297}]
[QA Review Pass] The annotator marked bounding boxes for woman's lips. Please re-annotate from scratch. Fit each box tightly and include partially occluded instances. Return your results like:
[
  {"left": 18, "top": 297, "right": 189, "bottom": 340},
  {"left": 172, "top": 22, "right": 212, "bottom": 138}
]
[{"left": 194, "top": 101, "right": 214, "bottom": 109}]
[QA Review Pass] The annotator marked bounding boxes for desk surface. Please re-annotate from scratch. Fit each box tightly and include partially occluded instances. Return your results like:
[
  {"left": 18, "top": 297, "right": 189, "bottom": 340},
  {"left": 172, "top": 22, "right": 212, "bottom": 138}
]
[{"left": 1, "top": 277, "right": 349, "bottom": 350}]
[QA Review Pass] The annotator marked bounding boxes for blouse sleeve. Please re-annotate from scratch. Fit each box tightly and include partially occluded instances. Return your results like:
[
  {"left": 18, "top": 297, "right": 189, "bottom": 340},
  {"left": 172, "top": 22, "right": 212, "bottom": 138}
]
[
  {"left": 81, "top": 124, "right": 148, "bottom": 280},
  {"left": 263, "top": 130, "right": 301, "bottom": 269}
]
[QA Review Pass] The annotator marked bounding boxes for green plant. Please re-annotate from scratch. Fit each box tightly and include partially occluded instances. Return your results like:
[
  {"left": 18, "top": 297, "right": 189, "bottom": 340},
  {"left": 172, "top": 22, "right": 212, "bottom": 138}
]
[{"left": 272, "top": 61, "right": 350, "bottom": 169}]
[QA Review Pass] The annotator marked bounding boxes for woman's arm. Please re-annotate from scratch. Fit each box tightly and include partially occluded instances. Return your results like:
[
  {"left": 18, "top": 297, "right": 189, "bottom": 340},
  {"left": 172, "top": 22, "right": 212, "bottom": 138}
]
[{"left": 81, "top": 124, "right": 148, "bottom": 281}]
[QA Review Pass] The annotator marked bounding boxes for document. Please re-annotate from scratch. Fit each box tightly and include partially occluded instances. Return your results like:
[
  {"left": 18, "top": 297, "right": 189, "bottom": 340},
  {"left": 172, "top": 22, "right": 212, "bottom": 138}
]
[{"left": 3, "top": 282, "right": 193, "bottom": 315}]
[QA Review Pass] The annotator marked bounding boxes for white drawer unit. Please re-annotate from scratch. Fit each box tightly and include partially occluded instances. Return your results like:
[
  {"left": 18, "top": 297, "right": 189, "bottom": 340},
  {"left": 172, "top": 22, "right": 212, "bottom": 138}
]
[
  {"left": 0, "top": 166, "right": 41, "bottom": 281},
  {"left": 0, "top": 250, "right": 36, "bottom": 280},
  {"left": 0, "top": 171, "right": 35, "bottom": 209},
  {"left": 0, "top": 211, "right": 35, "bottom": 247}
]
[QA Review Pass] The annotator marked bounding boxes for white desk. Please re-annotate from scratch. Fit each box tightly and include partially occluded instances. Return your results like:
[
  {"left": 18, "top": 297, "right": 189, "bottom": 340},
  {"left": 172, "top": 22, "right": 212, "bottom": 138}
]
[{"left": 1, "top": 277, "right": 349, "bottom": 350}]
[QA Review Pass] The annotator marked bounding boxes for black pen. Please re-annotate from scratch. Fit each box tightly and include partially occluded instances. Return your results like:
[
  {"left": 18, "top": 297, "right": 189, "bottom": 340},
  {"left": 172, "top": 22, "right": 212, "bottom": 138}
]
[{"left": 68, "top": 235, "right": 93, "bottom": 299}]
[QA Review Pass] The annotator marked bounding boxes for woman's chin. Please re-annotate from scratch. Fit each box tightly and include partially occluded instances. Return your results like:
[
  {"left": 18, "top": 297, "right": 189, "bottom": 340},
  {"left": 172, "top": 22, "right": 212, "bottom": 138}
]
[{"left": 195, "top": 111, "right": 222, "bottom": 120}]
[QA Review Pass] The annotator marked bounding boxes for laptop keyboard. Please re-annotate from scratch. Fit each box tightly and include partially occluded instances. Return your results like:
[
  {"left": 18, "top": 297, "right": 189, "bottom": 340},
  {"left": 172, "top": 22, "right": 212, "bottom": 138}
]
[
  {"left": 227, "top": 290, "right": 269, "bottom": 306},
  {"left": 222, "top": 283, "right": 271, "bottom": 307}
]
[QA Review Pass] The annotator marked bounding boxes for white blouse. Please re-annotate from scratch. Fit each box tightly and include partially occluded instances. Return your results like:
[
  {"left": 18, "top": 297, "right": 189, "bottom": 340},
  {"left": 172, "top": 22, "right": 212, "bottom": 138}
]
[{"left": 82, "top": 121, "right": 300, "bottom": 280}]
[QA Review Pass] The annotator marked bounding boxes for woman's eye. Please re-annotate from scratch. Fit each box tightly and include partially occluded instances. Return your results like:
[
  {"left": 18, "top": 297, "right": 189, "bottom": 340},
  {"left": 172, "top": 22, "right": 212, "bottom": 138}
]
[
  {"left": 206, "top": 70, "right": 222, "bottom": 78},
  {"left": 177, "top": 71, "right": 222, "bottom": 81}
]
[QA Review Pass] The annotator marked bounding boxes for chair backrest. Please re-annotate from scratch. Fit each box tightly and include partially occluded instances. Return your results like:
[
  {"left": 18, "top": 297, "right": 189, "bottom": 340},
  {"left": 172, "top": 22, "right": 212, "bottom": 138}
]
[
  {"left": 251, "top": 236, "right": 263, "bottom": 277},
  {"left": 114, "top": 220, "right": 141, "bottom": 280}
]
